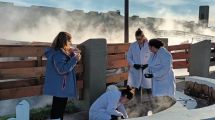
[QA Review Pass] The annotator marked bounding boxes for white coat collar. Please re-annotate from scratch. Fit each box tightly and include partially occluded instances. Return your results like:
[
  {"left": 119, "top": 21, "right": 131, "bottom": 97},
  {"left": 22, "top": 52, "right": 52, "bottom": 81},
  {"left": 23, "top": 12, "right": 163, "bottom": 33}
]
[{"left": 134, "top": 40, "right": 149, "bottom": 50}]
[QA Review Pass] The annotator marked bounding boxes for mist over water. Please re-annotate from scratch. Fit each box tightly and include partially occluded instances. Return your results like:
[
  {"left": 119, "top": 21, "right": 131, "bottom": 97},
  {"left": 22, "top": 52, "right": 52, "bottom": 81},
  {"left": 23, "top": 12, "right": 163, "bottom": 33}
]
[{"left": 0, "top": 2, "right": 215, "bottom": 45}]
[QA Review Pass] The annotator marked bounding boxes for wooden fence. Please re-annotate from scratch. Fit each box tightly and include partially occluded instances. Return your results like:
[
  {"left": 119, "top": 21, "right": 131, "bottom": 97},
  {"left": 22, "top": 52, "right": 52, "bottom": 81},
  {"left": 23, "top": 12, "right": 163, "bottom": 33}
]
[
  {"left": 0, "top": 44, "right": 83, "bottom": 100},
  {"left": 0, "top": 43, "right": 212, "bottom": 100},
  {"left": 106, "top": 43, "right": 191, "bottom": 84}
]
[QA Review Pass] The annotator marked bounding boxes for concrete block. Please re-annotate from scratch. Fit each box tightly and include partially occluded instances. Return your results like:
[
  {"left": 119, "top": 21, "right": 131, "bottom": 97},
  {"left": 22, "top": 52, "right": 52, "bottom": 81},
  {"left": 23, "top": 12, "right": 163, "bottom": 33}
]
[
  {"left": 189, "top": 40, "right": 211, "bottom": 77},
  {"left": 79, "top": 39, "right": 107, "bottom": 109}
]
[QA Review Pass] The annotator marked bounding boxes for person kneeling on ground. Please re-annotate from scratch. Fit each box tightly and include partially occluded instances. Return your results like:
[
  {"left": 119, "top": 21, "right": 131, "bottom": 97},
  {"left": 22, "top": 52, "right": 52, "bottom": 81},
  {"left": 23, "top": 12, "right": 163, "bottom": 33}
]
[{"left": 89, "top": 86, "right": 133, "bottom": 120}]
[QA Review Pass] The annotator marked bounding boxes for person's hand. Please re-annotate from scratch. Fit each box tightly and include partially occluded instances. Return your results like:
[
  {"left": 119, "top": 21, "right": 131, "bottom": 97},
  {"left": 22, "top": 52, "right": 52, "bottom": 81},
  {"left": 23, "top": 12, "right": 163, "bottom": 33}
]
[
  {"left": 144, "top": 74, "right": 153, "bottom": 78},
  {"left": 141, "top": 64, "right": 148, "bottom": 70},
  {"left": 75, "top": 53, "right": 81, "bottom": 61},
  {"left": 119, "top": 113, "right": 125, "bottom": 119},
  {"left": 133, "top": 64, "right": 141, "bottom": 69},
  {"left": 67, "top": 47, "right": 73, "bottom": 55},
  {"left": 73, "top": 48, "right": 81, "bottom": 54},
  {"left": 121, "top": 116, "right": 125, "bottom": 119}
]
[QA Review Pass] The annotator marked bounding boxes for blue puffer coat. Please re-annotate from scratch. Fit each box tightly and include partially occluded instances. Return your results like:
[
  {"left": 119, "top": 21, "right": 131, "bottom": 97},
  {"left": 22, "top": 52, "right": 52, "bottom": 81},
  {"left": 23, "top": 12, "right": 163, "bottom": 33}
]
[{"left": 43, "top": 48, "right": 78, "bottom": 98}]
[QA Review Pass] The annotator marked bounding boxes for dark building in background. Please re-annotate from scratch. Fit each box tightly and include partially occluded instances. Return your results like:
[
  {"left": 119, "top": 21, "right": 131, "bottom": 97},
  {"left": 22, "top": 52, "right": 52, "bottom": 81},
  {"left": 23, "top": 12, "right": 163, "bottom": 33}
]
[{"left": 198, "top": 6, "right": 209, "bottom": 28}]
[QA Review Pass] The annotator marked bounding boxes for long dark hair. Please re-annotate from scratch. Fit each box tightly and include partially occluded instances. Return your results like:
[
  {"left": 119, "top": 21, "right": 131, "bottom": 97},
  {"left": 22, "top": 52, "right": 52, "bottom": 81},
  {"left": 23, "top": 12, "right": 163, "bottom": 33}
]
[{"left": 51, "top": 32, "right": 72, "bottom": 50}]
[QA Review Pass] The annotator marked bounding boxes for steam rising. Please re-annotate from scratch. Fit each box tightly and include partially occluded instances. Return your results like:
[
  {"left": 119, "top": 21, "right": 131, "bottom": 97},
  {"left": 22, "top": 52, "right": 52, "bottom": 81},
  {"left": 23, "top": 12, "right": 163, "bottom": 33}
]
[
  {"left": 0, "top": 2, "right": 215, "bottom": 45},
  {"left": 126, "top": 96, "right": 175, "bottom": 118}
]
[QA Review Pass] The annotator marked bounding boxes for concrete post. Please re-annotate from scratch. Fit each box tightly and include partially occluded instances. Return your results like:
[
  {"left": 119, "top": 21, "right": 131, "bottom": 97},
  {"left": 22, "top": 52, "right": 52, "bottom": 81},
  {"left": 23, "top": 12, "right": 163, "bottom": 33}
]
[
  {"left": 189, "top": 40, "right": 211, "bottom": 77},
  {"left": 80, "top": 39, "right": 107, "bottom": 109}
]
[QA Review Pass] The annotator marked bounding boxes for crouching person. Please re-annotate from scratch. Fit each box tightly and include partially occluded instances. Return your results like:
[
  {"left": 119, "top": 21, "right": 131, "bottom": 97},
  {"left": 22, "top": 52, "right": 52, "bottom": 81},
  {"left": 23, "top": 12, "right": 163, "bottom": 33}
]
[{"left": 89, "top": 87, "right": 133, "bottom": 120}]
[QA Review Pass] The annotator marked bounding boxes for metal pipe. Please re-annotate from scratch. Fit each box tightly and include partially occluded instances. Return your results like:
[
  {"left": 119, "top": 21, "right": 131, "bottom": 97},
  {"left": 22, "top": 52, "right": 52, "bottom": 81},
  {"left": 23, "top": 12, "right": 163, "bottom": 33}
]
[{"left": 124, "top": 0, "right": 129, "bottom": 43}]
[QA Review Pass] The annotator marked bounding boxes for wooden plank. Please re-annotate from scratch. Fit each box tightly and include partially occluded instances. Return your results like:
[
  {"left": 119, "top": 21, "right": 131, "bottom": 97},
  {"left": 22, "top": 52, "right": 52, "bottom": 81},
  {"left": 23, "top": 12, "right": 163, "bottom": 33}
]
[
  {"left": 37, "top": 56, "right": 43, "bottom": 66},
  {"left": 0, "top": 85, "right": 43, "bottom": 100},
  {"left": 0, "top": 79, "right": 83, "bottom": 90},
  {"left": 106, "top": 72, "right": 128, "bottom": 84},
  {"left": 107, "top": 59, "right": 128, "bottom": 69},
  {"left": 0, "top": 67, "right": 45, "bottom": 79},
  {"left": 0, "top": 80, "right": 83, "bottom": 100},
  {"left": 0, "top": 60, "right": 47, "bottom": 69},
  {"left": 173, "top": 61, "right": 189, "bottom": 69},
  {"left": 0, "top": 60, "right": 38, "bottom": 69},
  {"left": 0, "top": 61, "right": 83, "bottom": 73},
  {"left": 0, "top": 45, "right": 49, "bottom": 47},
  {"left": 107, "top": 54, "right": 126, "bottom": 62},
  {"left": 0, "top": 78, "right": 44, "bottom": 89},
  {"left": 0, "top": 46, "right": 46, "bottom": 57},
  {"left": 107, "top": 43, "right": 130, "bottom": 54},
  {"left": 171, "top": 52, "right": 190, "bottom": 59},
  {"left": 167, "top": 44, "right": 190, "bottom": 51},
  {"left": 107, "top": 60, "right": 188, "bottom": 70}
]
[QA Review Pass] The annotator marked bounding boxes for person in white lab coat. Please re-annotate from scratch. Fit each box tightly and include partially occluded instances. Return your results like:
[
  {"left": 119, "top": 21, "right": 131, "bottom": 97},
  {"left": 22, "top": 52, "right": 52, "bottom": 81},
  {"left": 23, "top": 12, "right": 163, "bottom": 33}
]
[
  {"left": 89, "top": 87, "right": 133, "bottom": 120},
  {"left": 127, "top": 28, "right": 152, "bottom": 97},
  {"left": 144, "top": 39, "right": 176, "bottom": 97}
]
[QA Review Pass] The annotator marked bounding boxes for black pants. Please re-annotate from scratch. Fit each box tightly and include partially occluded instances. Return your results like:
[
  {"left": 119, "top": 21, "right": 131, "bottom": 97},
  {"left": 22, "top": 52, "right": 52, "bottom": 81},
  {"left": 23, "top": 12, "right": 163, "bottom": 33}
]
[
  {"left": 143, "top": 88, "right": 152, "bottom": 95},
  {"left": 50, "top": 96, "right": 68, "bottom": 120},
  {"left": 111, "top": 115, "right": 118, "bottom": 120}
]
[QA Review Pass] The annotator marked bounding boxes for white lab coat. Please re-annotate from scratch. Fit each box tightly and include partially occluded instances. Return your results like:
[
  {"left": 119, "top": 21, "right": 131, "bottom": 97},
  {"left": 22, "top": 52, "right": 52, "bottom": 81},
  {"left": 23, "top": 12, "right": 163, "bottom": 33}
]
[
  {"left": 89, "top": 88, "right": 128, "bottom": 120},
  {"left": 147, "top": 47, "right": 176, "bottom": 97},
  {"left": 127, "top": 41, "right": 151, "bottom": 89}
]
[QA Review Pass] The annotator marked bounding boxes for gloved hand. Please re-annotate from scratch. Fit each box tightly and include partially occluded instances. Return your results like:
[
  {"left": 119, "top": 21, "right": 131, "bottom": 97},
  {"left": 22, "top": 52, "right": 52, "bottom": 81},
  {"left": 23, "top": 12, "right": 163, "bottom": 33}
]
[
  {"left": 133, "top": 64, "right": 141, "bottom": 69},
  {"left": 120, "top": 113, "right": 125, "bottom": 119},
  {"left": 141, "top": 64, "right": 148, "bottom": 70},
  {"left": 121, "top": 116, "right": 125, "bottom": 119},
  {"left": 144, "top": 74, "right": 153, "bottom": 78}
]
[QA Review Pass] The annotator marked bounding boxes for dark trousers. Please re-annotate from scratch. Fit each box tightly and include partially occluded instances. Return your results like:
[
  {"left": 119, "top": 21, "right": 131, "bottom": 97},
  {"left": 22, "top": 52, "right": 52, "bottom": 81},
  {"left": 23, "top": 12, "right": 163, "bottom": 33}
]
[
  {"left": 136, "top": 88, "right": 152, "bottom": 96},
  {"left": 135, "top": 88, "right": 142, "bottom": 102},
  {"left": 135, "top": 88, "right": 152, "bottom": 102},
  {"left": 144, "top": 88, "right": 152, "bottom": 95},
  {"left": 50, "top": 96, "right": 68, "bottom": 120},
  {"left": 111, "top": 115, "right": 118, "bottom": 120}
]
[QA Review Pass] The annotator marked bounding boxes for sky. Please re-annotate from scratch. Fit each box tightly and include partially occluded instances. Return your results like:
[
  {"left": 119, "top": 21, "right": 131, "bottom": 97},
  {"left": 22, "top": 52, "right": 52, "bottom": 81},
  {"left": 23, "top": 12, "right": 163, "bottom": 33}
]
[{"left": 0, "top": 0, "right": 215, "bottom": 26}]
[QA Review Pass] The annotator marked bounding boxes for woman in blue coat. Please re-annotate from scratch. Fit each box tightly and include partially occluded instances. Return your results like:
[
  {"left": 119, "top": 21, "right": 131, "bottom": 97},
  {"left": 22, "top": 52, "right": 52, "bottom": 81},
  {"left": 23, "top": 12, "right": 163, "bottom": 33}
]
[
  {"left": 43, "top": 32, "right": 81, "bottom": 120},
  {"left": 144, "top": 39, "right": 176, "bottom": 97}
]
